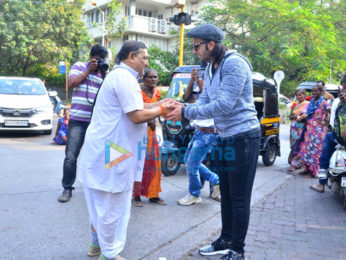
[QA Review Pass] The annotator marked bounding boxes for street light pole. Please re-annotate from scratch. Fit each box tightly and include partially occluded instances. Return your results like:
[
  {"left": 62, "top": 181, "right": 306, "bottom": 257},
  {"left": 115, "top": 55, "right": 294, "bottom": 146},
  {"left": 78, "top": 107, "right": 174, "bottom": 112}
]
[
  {"left": 179, "top": 5, "right": 184, "bottom": 67},
  {"left": 91, "top": 1, "right": 105, "bottom": 46}
]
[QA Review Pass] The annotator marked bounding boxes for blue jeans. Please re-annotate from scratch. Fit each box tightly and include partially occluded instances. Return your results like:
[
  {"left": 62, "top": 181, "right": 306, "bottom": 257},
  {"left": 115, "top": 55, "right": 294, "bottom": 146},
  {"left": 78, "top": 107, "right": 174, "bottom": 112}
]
[
  {"left": 62, "top": 119, "right": 89, "bottom": 190},
  {"left": 214, "top": 128, "right": 261, "bottom": 255},
  {"left": 184, "top": 130, "right": 219, "bottom": 197},
  {"left": 319, "top": 132, "right": 337, "bottom": 185}
]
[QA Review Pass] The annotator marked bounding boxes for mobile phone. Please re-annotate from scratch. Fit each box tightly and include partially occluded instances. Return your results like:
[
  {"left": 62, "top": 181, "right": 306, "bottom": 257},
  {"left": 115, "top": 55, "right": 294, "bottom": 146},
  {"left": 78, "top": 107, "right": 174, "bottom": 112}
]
[{"left": 197, "top": 68, "right": 205, "bottom": 80}]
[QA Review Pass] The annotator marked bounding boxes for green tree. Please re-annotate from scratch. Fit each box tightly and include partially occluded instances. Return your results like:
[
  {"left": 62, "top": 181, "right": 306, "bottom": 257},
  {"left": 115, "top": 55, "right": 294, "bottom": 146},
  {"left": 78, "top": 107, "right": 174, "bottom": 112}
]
[
  {"left": 148, "top": 45, "right": 179, "bottom": 86},
  {"left": 146, "top": 27, "right": 201, "bottom": 86},
  {"left": 105, "top": 0, "right": 127, "bottom": 46},
  {"left": 200, "top": 0, "right": 345, "bottom": 96},
  {"left": 0, "top": 0, "right": 91, "bottom": 76},
  {"left": 169, "top": 27, "right": 200, "bottom": 66}
]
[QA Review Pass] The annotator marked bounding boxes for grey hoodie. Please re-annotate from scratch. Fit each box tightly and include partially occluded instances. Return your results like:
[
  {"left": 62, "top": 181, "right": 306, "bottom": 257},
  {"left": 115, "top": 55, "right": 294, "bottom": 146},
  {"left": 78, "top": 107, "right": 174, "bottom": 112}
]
[{"left": 184, "top": 51, "right": 259, "bottom": 138}]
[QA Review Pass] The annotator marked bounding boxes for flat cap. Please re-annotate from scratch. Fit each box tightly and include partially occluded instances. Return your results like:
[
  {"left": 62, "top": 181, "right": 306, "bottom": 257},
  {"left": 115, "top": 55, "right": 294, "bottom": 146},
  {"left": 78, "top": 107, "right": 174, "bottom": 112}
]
[{"left": 186, "top": 24, "right": 224, "bottom": 43}]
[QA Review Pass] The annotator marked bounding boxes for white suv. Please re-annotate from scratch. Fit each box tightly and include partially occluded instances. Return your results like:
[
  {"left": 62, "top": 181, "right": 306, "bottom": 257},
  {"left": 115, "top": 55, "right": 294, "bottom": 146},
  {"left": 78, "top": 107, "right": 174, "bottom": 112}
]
[{"left": 0, "top": 77, "right": 53, "bottom": 134}]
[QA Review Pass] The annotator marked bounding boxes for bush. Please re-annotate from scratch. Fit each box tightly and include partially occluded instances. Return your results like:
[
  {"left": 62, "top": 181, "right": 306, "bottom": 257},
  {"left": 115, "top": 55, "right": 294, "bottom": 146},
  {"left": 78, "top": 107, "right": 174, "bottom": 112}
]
[
  {"left": 281, "top": 80, "right": 300, "bottom": 98},
  {"left": 26, "top": 63, "right": 66, "bottom": 89},
  {"left": 160, "top": 89, "right": 169, "bottom": 99}
]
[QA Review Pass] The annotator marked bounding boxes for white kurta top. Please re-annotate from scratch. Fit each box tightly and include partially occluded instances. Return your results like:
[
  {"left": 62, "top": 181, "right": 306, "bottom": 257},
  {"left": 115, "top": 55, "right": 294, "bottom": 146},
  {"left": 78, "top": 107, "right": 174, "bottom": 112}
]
[{"left": 78, "top": 63, "right": 147, "bottom": 193}]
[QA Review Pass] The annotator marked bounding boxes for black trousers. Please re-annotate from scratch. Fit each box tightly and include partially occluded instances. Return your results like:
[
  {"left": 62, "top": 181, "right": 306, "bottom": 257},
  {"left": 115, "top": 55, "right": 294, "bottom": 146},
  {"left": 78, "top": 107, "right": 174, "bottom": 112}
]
[
  {"left": 62, "top": 119, "right": 89, "bottom": 190},
  {"left": 214, "top": 128, "right": 261, "bottom": 255}
]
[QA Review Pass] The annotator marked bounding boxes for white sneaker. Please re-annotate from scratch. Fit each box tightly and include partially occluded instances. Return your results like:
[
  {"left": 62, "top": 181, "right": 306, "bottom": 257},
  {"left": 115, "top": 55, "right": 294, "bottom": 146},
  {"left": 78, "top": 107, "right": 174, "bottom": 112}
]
[
  {"left": 210, "top": 184, "right": 220, "bottom": 199},
  {"left": 178, "top": 193, "right": 202, "bottom": 206}
]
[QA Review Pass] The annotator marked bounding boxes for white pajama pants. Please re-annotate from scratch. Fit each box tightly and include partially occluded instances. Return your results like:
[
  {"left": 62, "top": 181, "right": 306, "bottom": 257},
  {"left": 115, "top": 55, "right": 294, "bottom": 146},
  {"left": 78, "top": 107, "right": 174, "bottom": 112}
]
[{"left": 83, "top": 185, "right": 132, "bottom": 259}]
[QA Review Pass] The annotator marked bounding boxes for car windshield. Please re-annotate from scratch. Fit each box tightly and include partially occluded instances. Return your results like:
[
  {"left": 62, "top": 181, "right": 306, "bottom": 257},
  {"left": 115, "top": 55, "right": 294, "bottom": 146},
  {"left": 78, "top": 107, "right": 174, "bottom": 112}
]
[
  {"left": 168, "top": 73, "right": 191, "bottom": 101},
  {"left": 0, "top": 79, "right": 46, "bottom": 95}
]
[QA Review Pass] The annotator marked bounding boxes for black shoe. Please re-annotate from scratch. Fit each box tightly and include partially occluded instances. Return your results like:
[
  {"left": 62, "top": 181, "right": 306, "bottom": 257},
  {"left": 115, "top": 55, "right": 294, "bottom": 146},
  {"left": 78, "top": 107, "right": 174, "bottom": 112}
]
[
  {"left": 221, "top": 250, "right": 245, "bottom": 260},
  {"left": 199, "top": 238, "right": 231, "bottom": 256},
  {"left": 58, "top": 189, "right": 72, "bottom": 203}
]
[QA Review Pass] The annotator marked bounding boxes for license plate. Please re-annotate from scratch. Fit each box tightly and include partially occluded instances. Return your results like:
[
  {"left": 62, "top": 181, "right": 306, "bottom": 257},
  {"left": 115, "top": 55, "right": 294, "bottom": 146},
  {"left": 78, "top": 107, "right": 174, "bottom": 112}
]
[
  {"left": 342, "top": 177, "right": 346, "bottom": 187},
  {"left": 4, "top": 120, "right": 29, "bottom": 126}
]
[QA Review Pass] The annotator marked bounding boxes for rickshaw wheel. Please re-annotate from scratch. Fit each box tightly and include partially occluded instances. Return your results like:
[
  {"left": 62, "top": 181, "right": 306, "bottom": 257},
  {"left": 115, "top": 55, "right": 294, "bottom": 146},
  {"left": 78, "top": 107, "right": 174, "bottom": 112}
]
[
  {"left": 262, "top": 145, "right": 277, "bottom": 166},
  {"left": 161, "top": 153, "right": 180, "bottom": 176}
]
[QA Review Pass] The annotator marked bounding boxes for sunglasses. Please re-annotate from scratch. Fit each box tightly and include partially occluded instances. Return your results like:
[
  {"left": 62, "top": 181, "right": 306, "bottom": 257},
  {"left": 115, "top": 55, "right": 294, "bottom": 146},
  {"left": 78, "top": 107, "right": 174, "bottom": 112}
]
[{"left": 192, "top": 41, "right": 208, "bottom": 51}]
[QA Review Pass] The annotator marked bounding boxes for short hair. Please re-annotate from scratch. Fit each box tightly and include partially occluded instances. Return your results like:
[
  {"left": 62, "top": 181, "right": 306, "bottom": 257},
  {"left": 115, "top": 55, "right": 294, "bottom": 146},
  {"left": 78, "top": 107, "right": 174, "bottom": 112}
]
[
  {"left": 313, "top": 84, "right": 323, "bottom": 92},
  {"left": 115, "top": 40, "right": 147, "bottom": 64},
  {"left": 295, "top": 89, "right": 306, "bottom": 96},
  {"left": 143, "top": 68, "right": 158, "bottom": 79},
  {"left": 340, "top": 74, "right": 346, "bottom": 85},
  {"left": 90, "top": 44, "right": 108, "bottom": 59},
  {"left": 316, "top": 80, "right": 325, "bottom": 86}
]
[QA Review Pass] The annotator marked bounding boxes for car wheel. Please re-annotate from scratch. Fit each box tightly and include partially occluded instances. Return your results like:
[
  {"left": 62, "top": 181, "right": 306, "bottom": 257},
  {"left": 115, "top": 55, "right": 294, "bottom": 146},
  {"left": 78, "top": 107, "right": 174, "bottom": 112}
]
[
  {"left": 161, "top": 153, "right": 180, "bottom": 176},
  {"left": 262, "top": 145, "right": 276, "bottom": 166},
  {"left": 43, "top": 130, "right": 52, "bottom": 135}
]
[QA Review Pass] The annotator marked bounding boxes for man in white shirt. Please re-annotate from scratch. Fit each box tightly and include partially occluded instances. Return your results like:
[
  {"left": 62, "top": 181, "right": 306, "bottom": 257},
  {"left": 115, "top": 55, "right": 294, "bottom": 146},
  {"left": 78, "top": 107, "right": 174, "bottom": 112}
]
[
  {"left": 178, "top": 65, "right": 221, "bottom": 206},
  {"left": 78, "top": 40, "right": 170, "bottom": 260}
]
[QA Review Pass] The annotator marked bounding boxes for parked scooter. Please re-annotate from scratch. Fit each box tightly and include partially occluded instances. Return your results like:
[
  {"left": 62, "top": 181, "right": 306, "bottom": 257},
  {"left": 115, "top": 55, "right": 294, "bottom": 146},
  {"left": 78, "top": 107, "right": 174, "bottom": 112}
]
[{"left": 320, "top": 144, "right": 346, "bottom": 211}]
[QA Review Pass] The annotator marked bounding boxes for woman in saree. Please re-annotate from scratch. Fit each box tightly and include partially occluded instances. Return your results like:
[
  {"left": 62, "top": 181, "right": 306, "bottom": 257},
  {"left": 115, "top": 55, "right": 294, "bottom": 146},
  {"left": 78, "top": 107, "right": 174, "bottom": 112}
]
[
  {"left": 291, "top": 84, "right": 329, "bottom": 177},
  {"left": 53, "top": 108, "right": 69, "bottom": 145},
  {"left": 288, "top": 89, "right": 309, "bottom": 171},
  {"left": 132, "top": 68, "right": 166, "bottom": 207}
]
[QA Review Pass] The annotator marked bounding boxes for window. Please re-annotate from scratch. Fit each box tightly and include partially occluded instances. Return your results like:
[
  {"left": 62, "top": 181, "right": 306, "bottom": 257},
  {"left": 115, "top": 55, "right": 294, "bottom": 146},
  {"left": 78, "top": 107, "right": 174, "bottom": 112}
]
[
  {"left": 158, "top": 14, "right": 163, "bottom": 19},
  {"left": 136, "top": 7, "right": 153, "bottom": 17},
  {"left": 95, "top": 10, "right": 99, "bottom": 23}
]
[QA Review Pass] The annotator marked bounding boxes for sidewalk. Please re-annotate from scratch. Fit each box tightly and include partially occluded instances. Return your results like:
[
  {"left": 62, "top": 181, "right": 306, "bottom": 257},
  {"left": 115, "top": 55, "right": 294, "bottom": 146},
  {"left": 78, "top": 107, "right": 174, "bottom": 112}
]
[{"left": 187, "top": 174, "right": 346, "bottom": 260}]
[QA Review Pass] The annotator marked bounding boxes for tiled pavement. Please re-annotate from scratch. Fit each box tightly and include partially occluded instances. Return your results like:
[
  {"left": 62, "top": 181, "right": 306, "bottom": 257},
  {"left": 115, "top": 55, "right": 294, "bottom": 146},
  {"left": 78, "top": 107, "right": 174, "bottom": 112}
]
[{"left": 185, "top": 173, "right": 346, "bottom": 260}]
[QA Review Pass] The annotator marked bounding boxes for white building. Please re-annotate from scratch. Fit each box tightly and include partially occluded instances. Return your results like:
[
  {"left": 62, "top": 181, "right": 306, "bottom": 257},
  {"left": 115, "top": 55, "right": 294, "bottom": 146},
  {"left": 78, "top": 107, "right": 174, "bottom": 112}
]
[{"left": 83, "top": 0, "right": 204, "bottom": 52}]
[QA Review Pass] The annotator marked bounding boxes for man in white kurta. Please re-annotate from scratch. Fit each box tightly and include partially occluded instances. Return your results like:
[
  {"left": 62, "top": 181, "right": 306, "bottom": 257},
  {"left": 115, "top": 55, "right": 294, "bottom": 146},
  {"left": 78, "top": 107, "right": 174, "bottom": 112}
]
[
  {"left": 78, "top": 40, "right": 169, "bottom": 260},
  {"left": 78, "top": 60, "right": 147, "bottom": 259}
]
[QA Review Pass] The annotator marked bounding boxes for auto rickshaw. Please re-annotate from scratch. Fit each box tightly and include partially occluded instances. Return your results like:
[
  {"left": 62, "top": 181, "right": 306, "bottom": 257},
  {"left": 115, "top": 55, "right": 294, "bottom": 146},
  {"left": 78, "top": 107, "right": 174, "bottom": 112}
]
[
  {"left": 160, "top": 67, "right": 281, "bottom": 176},
  {"left": 252, "top": 72, "right": 281, "bottom": 166}
]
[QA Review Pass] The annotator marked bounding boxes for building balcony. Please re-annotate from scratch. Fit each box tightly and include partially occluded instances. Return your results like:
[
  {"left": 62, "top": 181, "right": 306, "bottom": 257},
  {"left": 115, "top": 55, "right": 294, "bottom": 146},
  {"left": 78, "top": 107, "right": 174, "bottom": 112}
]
[{"left": 127, "top": 15, "right": 171, "bottom": 38}]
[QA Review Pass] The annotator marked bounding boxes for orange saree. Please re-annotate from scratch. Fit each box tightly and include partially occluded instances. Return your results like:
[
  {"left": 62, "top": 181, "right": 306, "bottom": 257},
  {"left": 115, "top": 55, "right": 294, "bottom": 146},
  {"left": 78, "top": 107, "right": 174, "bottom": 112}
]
[{"left": 133, "top": 89, "right": 162, "bottom": 198}]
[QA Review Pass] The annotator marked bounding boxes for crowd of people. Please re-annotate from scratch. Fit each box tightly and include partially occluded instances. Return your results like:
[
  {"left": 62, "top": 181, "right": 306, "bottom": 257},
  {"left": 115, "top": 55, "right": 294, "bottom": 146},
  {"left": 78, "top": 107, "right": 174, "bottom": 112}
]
[
  {"left": 288, "top": 76, "right": 346, "bottom": 187},
  {"left": 50, "top": 21, "right": 345, "bottom": 260},
  {"left": 54, "top": 23, "right": 258, "bottom": 260}
]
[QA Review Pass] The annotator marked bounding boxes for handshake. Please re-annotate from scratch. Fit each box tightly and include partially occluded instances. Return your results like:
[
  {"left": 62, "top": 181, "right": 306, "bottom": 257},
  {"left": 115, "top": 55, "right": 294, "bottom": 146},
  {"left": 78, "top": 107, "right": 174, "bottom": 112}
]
[{"left": 159, "top": 99, "right": 185, "bottom": 121}]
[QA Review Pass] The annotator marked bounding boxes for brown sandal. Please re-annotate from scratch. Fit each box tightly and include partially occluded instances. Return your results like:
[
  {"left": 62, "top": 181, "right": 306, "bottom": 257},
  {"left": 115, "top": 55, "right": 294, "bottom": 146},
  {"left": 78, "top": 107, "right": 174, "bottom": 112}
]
[
  {"left": 310, "top": 184, "right": 325, "bottom": 193},
  {"left": 149, "top": 197, "right": 167, "bottom": 206},
  {"left": 132, "top": 197, "right": 143, "bottom": 207}
]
